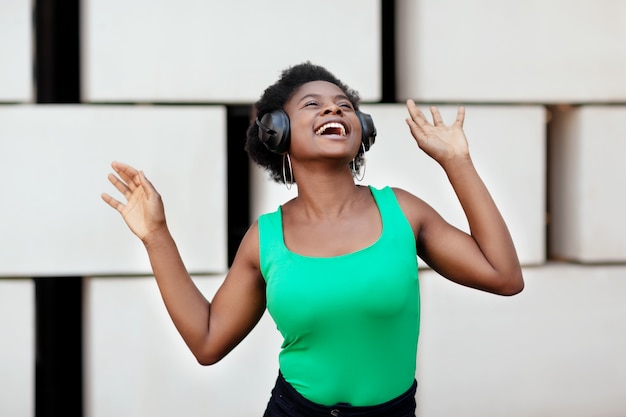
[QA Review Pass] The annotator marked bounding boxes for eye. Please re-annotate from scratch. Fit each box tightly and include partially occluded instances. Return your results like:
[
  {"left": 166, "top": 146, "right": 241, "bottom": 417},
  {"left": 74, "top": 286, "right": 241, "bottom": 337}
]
[
  {"left": 304, "top": 100, "right": 319, "bottom": 107},
  {"left": 339, "top": 102, "right": 354, "bottom": 109}
]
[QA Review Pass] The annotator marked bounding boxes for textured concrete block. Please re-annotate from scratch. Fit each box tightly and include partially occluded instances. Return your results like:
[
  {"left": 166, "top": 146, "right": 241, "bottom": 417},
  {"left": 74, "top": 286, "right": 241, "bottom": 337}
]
[
  {"left": 83, "top": 0, "right": 381, "bottom": 103},
  {"left": 0, "top": 105, "right": 227, "bottom": 276},
  {"left": 251, "top": 104, "right": 546, "bottom": 266},
  {"left": 396, "top": 0, "right": 626, "bottom": 103},
  {"left": 549, "top": 105, "right": 626, "bottom": 262},
  {"left": 84, "top": 276, "right": 282, "bottom": 416},
  {"left": 0, "top": 0, "right": 32, "bottom": 102},
  {"left": 362, "top": 104, "right": 546, "bottom": 267},
  {"left": 0, "top": 279, "right": 34, "bottom": 417},
  {"left": 416, "top": 263, "right": 626, "bottom": 417}
]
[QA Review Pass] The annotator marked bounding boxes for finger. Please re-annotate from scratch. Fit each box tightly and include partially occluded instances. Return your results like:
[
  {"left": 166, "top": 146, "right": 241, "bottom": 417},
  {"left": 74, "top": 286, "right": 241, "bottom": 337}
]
[
  {"left": 405, "top": 118, "right": 427, "bottom": 145},
  {"left": 111, "top": 161, "right": 138, "bottom": 177},
  {"left": 107, "top": 172, "right": 132, "bottom": 200},
  {"left": 406, "top": 99, "right": 430, "bottom": 128},
  {"left": 454, "top": 106, "right": 466, "bottom": 127},
  {"left": 430, "top": 106, "right": 445, "bottom": 126},
  {"left": 112, "top": 161, "right": 140, "bottom": 192},
  {"left": 101, "top": 192, "right": 125, "bottom": 212}
]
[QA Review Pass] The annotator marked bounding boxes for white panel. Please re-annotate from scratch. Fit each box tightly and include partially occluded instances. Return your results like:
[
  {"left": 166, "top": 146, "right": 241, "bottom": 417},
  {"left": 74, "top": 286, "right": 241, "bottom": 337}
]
[
  {"left": 396, "top": 0, "right": 626, "bottom": 103},
  {"left": 0, "top": 105, "right": 227, "bottom": 276},
  {"left": 85, "top": 276, "right": 282, "bottom": 417},
  {"left": 250, "top": 104, "right": 546, "bottom": 266},
  {"left": 83, "top": 0, "right": 381, "bottom": 103},
  {"left": 364, "top": 104, "right": 546, "bottom": 266},
  {"left": 85, "top": 266, "right": 626, "bottom": 417},
  {"left": 0, "top": 0, "right": 33, "bottom": 102},
  {"left": 416, "top": 263, "right": 626, "bottom": 417},
  {"left": 549, "top": 106, "right": 626, "bottom": 262},
  {"left": 0, "top": 279, "right": 34, "bottom": 417}
]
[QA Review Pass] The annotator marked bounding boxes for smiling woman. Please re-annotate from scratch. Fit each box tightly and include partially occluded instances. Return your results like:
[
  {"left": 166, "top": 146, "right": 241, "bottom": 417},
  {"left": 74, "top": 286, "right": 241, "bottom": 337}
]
[{"left": 101, "top": 61, "right": 524, "bottom": 417}]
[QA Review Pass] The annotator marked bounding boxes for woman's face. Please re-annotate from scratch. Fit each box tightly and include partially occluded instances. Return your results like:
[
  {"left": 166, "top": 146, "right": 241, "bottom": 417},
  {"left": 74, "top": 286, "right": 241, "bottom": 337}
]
[{"left": 283, "top": 80, "right": 361, "bottom": 162}]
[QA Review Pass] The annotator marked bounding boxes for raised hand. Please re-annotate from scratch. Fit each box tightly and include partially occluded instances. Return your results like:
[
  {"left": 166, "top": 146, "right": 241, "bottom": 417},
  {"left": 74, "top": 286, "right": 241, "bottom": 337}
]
[
  {"left": 101, "top": 161, "right": 167, "bottom": 243},
  {"left": 405, "top": 99, "right": 469, "bottom": 166}
]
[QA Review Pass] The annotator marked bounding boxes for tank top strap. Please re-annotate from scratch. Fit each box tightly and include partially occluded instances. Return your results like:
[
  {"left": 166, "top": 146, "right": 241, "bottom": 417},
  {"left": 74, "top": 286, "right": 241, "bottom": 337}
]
[
  {"left": 258, "top": 206, "right": 286, "bottom": 281},
  {"left": 369, "top": 185, "right": 415, "bottom": 249}
]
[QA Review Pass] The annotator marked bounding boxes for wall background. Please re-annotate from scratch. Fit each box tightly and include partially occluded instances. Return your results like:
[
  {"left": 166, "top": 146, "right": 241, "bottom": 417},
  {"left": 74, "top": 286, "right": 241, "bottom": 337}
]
[{"left": 1, "top": 0, "right": 625, "bottom": 416}]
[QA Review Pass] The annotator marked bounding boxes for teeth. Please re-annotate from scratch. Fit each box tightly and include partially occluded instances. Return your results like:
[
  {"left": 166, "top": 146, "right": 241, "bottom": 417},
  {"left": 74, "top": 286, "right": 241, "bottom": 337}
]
[{"left": 315, "top": 122, "right": 346, "bottom": 136}]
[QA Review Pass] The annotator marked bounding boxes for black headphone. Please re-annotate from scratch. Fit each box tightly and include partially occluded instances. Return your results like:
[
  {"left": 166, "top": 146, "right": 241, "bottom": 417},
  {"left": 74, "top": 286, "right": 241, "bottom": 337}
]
[{"left": 256, "top": 109, "right": 377, "bottom": 154}]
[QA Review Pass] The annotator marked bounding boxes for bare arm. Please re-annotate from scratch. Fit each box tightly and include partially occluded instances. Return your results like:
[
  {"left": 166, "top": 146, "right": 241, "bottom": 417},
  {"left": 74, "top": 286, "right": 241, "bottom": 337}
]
[
  {"left": 102, "top": 162, "right": 266, "bottom": 364},
  {"left": 403, "top": 102, "right": 524, "bottom": 295}
]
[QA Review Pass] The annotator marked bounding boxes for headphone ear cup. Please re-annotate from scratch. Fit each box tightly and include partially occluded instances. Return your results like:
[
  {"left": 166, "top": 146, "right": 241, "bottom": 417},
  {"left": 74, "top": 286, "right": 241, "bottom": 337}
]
[
  {"left": 256, "top": 110, "right": 290, "bottom": 154},
  {"left": 357, "top": 111, "right": 377, "bottom": 151}
]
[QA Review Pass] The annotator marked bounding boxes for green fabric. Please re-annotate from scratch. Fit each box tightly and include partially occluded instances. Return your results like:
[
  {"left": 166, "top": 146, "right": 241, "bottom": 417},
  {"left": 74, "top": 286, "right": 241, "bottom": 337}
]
[{"left": 258, "top": 185, "right": 420, "bottom": 406}]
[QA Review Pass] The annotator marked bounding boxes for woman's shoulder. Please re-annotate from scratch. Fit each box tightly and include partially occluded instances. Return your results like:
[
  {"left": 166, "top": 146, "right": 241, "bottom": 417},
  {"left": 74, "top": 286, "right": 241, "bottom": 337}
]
[{"left": 239, "top": 219, "right": 260, "bottom": 251}]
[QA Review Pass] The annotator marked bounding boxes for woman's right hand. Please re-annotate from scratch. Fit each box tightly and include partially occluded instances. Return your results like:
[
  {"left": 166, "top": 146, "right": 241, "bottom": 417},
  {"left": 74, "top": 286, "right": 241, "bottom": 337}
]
[{"left": 101, "top": 161, "right": 167, "bottom": 243}]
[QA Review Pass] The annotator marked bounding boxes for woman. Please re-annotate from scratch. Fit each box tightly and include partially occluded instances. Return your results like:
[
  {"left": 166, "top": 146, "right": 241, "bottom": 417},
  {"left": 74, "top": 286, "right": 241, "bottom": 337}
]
[{"left": 102, "top": 62, "right": 523, "bottom": 416}]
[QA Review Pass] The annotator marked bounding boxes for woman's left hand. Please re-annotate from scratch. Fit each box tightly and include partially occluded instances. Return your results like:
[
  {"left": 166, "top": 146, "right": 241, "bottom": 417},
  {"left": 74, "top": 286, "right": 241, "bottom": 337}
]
[{"left": 405, "top": 99, "right": 469, "bottom": 166}]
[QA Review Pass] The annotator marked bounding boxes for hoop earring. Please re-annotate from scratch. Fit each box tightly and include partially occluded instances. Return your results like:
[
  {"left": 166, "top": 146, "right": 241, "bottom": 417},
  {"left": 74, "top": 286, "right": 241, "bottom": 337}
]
[
  {"left": 351, "top": 143, "right": 366, "bottom": 182},
  {"left": 282, "top": 153, "right": 293, "bottom": 190}
]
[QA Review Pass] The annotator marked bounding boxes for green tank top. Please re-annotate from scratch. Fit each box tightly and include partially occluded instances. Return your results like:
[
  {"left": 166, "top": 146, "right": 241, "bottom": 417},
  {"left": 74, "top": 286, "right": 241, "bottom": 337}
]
[{"left": 258, "top": 185, "right": 420, "bottom": 406}]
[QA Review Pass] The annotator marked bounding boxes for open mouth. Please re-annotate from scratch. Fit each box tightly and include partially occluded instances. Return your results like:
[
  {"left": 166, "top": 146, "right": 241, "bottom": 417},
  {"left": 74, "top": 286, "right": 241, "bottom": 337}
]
[{"left": 315, "top": 122, "right": 347, "bottom": 136}]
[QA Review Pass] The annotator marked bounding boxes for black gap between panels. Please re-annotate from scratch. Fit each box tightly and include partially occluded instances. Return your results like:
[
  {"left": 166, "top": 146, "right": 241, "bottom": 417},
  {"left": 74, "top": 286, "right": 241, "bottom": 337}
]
[
  {"left": 227, "top": 105, "right": 253, "bottom": 266},
  {"left": 34, "top": 0, "right": 83, "bottom": 416}
]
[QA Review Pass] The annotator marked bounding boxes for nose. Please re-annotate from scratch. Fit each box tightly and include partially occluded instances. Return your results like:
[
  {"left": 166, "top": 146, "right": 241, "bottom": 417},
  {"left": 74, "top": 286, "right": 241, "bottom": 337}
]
[{"left": 322, "top": 103, "right": 342, "bottom": 115}]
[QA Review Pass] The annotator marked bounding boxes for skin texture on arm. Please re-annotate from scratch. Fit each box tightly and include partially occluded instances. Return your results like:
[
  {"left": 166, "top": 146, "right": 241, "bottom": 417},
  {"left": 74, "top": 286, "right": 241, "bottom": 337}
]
[
  {"left": 101, "top": 162, "right": 266, "bottom": 365},
  {"left": 401, "top": 101, "right": 524, "bottom": 296}
]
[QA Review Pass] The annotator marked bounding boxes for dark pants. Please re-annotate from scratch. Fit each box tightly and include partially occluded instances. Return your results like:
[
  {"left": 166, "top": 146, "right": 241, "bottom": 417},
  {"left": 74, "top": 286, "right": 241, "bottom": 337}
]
[{"left": 263, "top": 372, "right": 417, "bottom": 417}]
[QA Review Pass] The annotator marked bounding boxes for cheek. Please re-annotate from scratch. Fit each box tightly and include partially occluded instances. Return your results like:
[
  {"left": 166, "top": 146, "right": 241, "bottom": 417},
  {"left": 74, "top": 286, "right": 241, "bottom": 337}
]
[{"left": 288, "top": 119, "right": 312, "bottom": 150}]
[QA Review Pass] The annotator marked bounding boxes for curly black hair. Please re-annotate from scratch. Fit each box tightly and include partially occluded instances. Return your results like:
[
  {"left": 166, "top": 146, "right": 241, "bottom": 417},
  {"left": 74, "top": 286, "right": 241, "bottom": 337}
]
[{"left": 245, "top": 61, "right": 365, "bottom": 184}]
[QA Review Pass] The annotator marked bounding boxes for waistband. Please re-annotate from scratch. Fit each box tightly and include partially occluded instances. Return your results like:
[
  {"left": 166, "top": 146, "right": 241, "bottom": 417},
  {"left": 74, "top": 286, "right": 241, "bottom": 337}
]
[{"left": 266, "top": 371, "right": 417, "bottom": 417}]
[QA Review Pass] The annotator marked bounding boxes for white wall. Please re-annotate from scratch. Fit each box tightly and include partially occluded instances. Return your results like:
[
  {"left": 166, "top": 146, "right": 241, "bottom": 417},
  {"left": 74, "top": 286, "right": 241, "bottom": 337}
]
[
  {"left": 0, "top": 0, "right": 32, "bottom": 102},
  {"left": 0, "top": 2, "right": 35, "bottom": 415},
  {"left": 396, "top": 0, "right": 626, "bottom": 103},
  {"left": 0, "top": 105, "right": 228, "bottom": 276},
  {"left": 416, "top": 264, "right": 626, "bottom": 417},
  {"left": 84, "top": 275, "right": 283, "bottom": 417},
  {"left": 0, "top": 279, "right": 34, "bottom": 417},
  {"left": 83, "top": 265, "right": 626, "bottom": 417},
  {"left": 549, "top": 106, "right": 626, "bottom": 262},
  {"left": 2, "top": 1, "right": 626, "bottom": 416},
  {"left": 82, "top": 0, "right": 381, "bottom": 103},
  {"left": 251, "top": 103, "right": 547, "bottom": 266}
]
